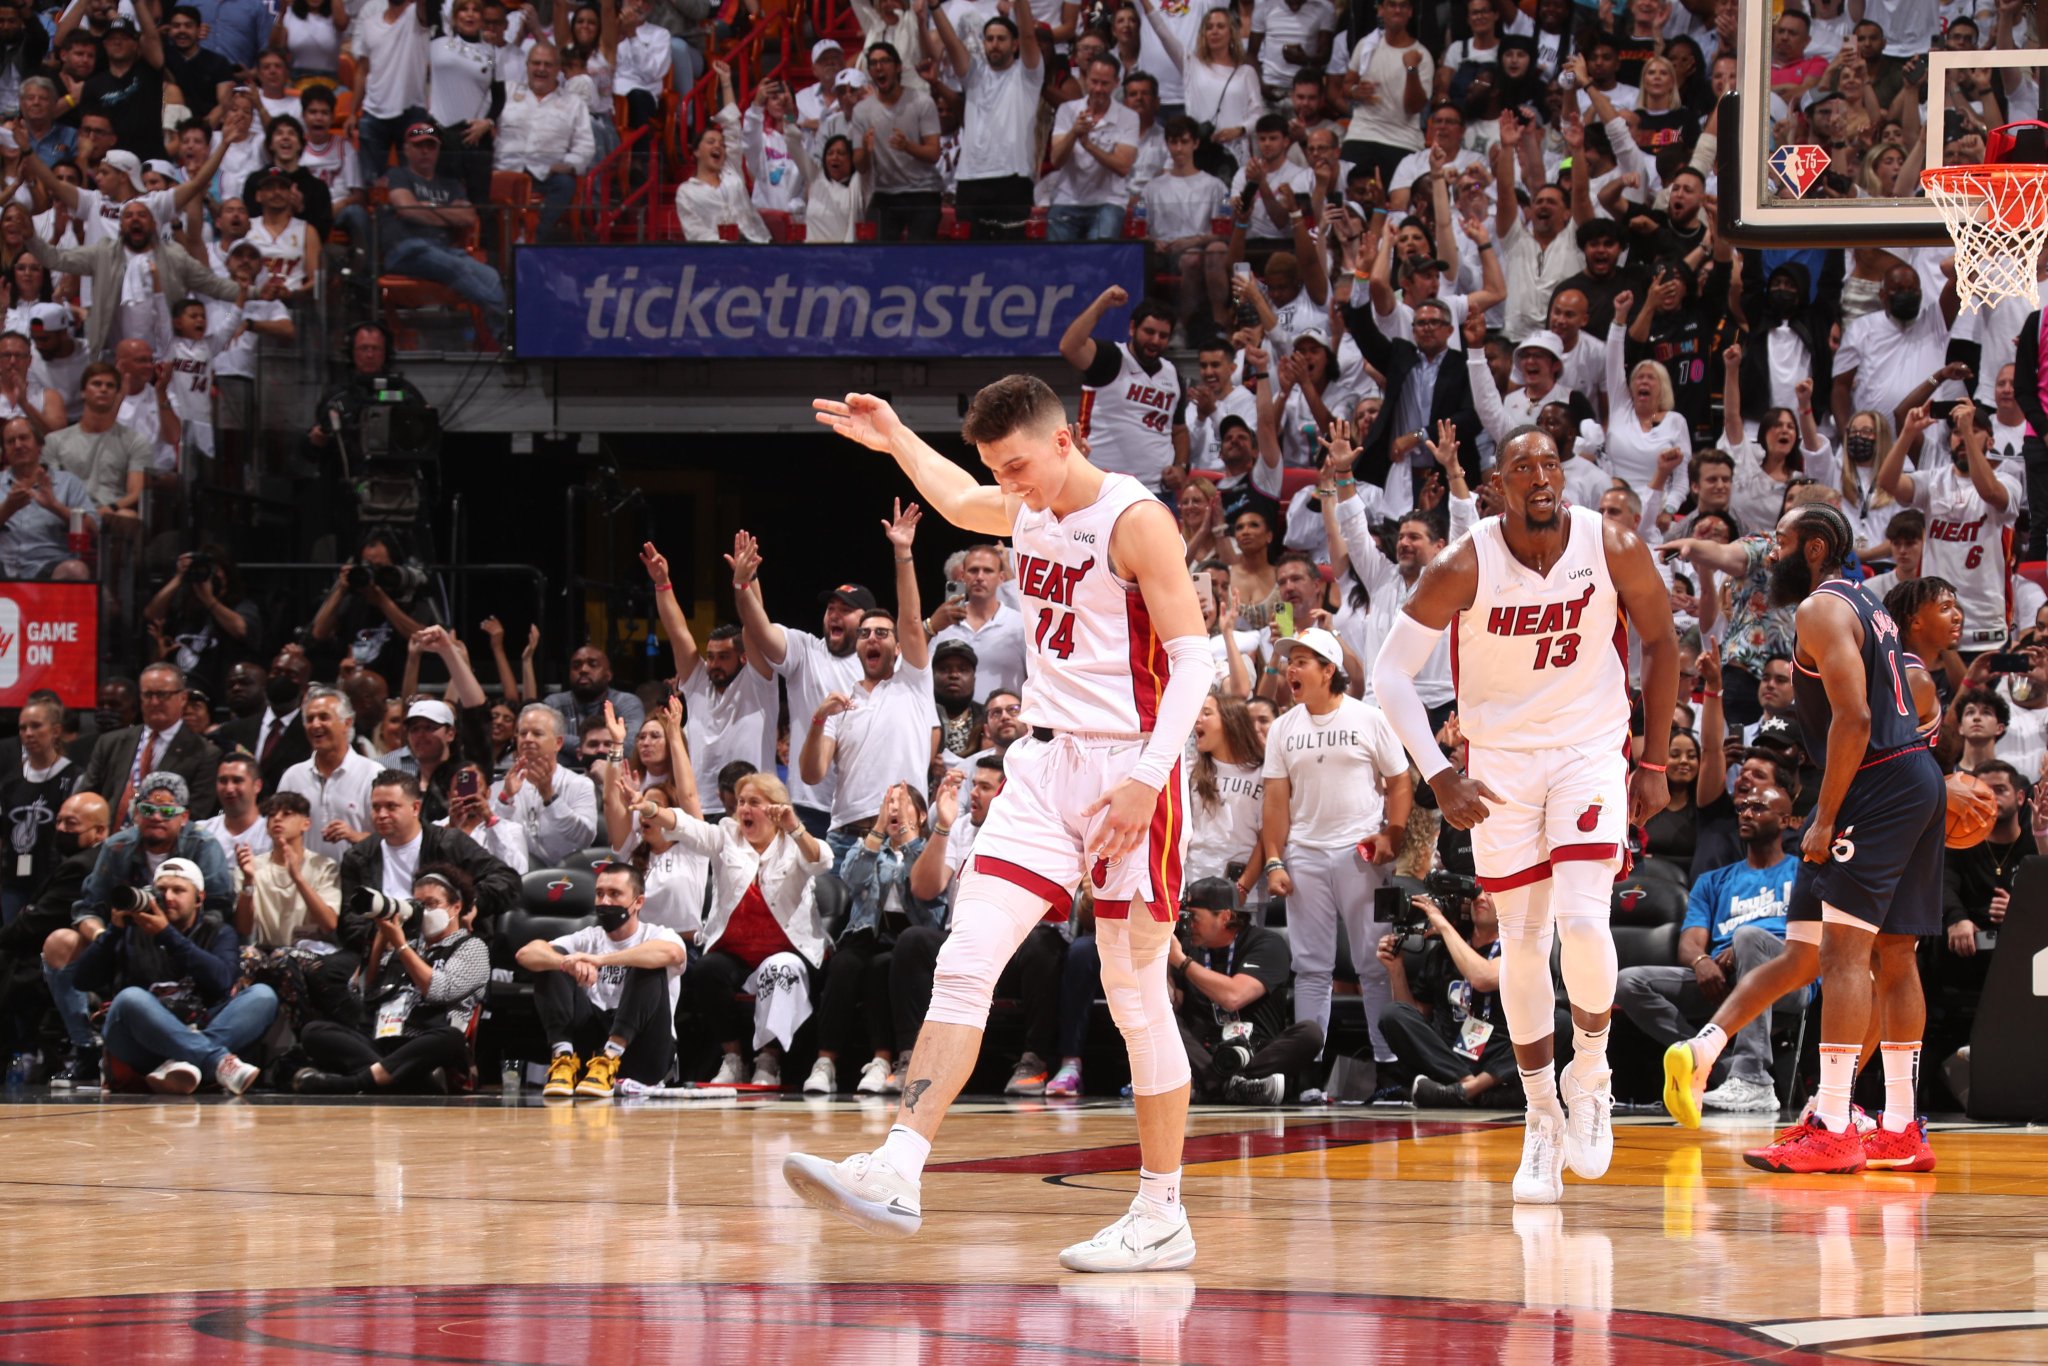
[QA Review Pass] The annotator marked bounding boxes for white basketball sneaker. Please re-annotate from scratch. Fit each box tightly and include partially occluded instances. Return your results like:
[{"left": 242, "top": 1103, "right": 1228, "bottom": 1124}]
[
  {"left": 782, "top": 1151, "right": 923, "bottom": 1238},
  {"left": 1058, "top": 1196, "right": 1197, "bottom": 1273},
  {"left": 1560, "top": 1065, "right": 1615, "bottom": 1180},
  {"left": 1513, "top": 1108, "right": 1567, "bottom": 1204}
]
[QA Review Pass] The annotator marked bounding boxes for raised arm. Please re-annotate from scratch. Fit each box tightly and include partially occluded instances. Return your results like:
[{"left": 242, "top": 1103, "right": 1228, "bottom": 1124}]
[
  {"left": 1606, "top": 290, "right": 1635, "bottom": 415},
  {"left": 1877, "top": 403, "right": 1929, "bottom": 506},
  {"left": 1015, "top": 0, "right": 1040, "bottom": 69},
  {"left": 929, "top": 0, "right": 971, "bottom": 79},
  {"left": 1953, "top": 399, "right": 2011, "bottom": 510},
  {"left": 1061, "top": 283, "right": 1123, "bottom": 372},
  {"left": 1131, "top": 0, "right": 1186, "bottom": 69},
  {"left": 640, "top": 539, "right": 702, "bottom": 682},
  {"left": 813, "top": 393, "right": 1016, "bottom": 536},
  {"left": 884, "top": 498, "right": 929, "bottom": 669},
  {"left": 1721, "top": 341, "right": 1745, "bottom": 449},
  {"left": 481, "top": 616, "right": 521, "bottom": 704},
  {"left": 725, "top": 530, "right": 792, "bottom": 668}
]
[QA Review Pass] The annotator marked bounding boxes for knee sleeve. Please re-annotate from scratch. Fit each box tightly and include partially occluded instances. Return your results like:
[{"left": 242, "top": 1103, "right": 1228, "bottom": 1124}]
[
  {"left": 1492, "top": 881, "right": 1559, "bottom": 1046},
  {"left": 926, "top": 870, "right": 1047, "bottom": 1030},
  {"left": 1552, "top": 858, "right": 1619, "bottom": 1016},
  {"left": 1097, "top": 915, "right": 1190, "bottom": 1097}
]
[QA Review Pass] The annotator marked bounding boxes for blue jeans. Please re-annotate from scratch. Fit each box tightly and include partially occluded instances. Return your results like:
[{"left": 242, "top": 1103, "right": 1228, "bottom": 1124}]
[
  {"left": 384, "top": 236, "right": 508, "bottom": 339},
  {"left": 1048, "top": 203, "right": 1125, "bottom": 242},
  {"left": 103, "top": 984, "right": 279, "bottom": 1077},
  {"left": 43, "top": 957, "right": 93, "bottom": 1048},
  {"left": 357, "top": 110, "right": 417, "bottom": 185},
  {"left": 533, "top": 171, "right": 579, "bottom": 243},
  {"left": 1058, "top": 933, "right": 1099, "bottom": 1059}
]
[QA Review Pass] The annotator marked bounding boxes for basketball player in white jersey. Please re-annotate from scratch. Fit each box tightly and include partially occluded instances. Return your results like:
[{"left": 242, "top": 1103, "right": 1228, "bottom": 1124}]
[
  {"left": 787, "top": 375, "right": 1213, "bottom": 1271},
  {"left": 1877, "top": 400, "right": 2019, "bottom": 659},
  {"left": 1060, "top": 285, "right": 1185, "bottom": 494},
  {"left": 1373, "top": 424, "right": 1680, "bottom": 1203}
]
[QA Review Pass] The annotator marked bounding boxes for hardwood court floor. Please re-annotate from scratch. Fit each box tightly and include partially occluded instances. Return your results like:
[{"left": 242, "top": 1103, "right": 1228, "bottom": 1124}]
[{"left": 0, "top": 1093, "right": 2044, "bottom": 1363}]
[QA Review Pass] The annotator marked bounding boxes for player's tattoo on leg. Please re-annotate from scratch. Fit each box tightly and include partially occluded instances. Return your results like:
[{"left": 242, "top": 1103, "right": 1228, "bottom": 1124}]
[{"left": 904, "top": 1078, "right": 931, "bottom": 1110}]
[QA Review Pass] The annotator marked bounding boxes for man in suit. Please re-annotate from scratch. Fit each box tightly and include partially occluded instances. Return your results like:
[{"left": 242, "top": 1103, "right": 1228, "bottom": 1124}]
[
  {"left": 1339, "top": 288, "right": 1482, "bottom": 491},
  {"left": 76, "top": 662, "right": 220, "bottom": 825},
  {"left": 209, "top": 647, "right": 312, "bottom": 794},
  {"left": 337, "top": 769, "right": 518, "bottom": 958}
]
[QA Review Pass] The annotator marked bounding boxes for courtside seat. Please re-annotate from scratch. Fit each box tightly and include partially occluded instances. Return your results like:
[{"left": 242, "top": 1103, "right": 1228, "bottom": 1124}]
[
  {"left": 520, "top": 867, "right": 596, "bottom": 919},
  {"left": 559, "top": 847, "right": 616, "bottom": 873}
]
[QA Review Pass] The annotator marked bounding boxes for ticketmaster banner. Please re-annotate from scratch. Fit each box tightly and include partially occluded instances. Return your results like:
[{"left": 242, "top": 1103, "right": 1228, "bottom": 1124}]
[{"left": 513, "top": 244, "right": 1147, "bottom": 359}]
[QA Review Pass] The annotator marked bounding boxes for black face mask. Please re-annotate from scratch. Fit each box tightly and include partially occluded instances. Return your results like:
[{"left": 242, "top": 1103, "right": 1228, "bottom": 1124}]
[
  {"left": 1887, "top": 291, "right": 1922, "bottom": 323},
  {"left": 264, "top": 673, "right": 302, "bottom": 711},
  {"left": 1846, "top": 433, "right": 1876, "bottom": 462},
  {"left": 51, "top": 829, "right": 83, "bottom": 859},
  {"left": 93, "top": 707, "right": 123, "bottom": 732},
  {"left": 1767, "top": 288, "right": 1800, "bottom": 319},
  {"left": 594, "top": 906, "right": 631, "bottom": 932}
]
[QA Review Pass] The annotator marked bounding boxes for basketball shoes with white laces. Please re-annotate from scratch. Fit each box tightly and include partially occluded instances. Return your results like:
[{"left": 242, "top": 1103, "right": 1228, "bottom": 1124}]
[
  {"left": 1513, "top": 1109, "right": 1567, "bottom": 1204},
  {"left": 1057, "top": 1196, "right": 1197, "bottom": 1273},
  {"left": 782, "top": 1151, "right": 923, "bottom": 1237},
  {"left": 1560, "top": 1065, "right": 1614, "bottom": 1179}
]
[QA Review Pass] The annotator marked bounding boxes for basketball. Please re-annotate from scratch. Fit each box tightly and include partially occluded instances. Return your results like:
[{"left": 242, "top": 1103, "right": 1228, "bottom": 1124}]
[{"left": 1946, "top": 772, "right": 1999, "bottom": 848}]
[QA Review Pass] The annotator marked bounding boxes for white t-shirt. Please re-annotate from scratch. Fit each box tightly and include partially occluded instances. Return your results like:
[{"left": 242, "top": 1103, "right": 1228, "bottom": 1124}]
[
  {"left": 1045, "top": 98, "right": 1140, "bottom": 207},
  {"left": 1261, "top": 694, "right": 1406, "bottom": 848},
  {"left": 428, "top": 33, "right": 497, "bottom": 125},
  {"left": 1137, "top": 0, "right": 1228, "bottom": 107},
  {"left": 196, "top": 813, "right": 271, "bottom": 886},
  {"left": 680, "top": 661, "right": 779, "bottom": 814},
  {"left": 378, "top": 831, "right": 423, "bottom": 900},
  {"left": 353, "top": 0, "right": 433, "bottom": 119},
  {"left": 820, "top": 658, "right": 938, "bottom": 828},
  {"left": 1344, "top": 35, "right": 1431, "bottom": 149},
  {"left": 278, "top": 750, "right": 387, "bottom": 862},
  {"left": 957, "top": 54, "right": 1043, "bottom": 182},
  {"left": 1837, "top": 305, "right": 1952, "bottom": 437},
  {"left": 1249, "top": 0, "right": 1336, "bottom": 89},
  {"left": 1187, "top": 757, "right": 1263, "bottom": 880},
  {"left": 773, "top": 628, "right": 866, "bottom": 813},
  {"left": 548, "top": 920, "right": 687, "bottom": 1012},
  {"left": 1143, "top": 168, "right": 1229, "bottom": 242},
  {"left": 1226, "top": 158, "right": 1313, "bottom": 240}
]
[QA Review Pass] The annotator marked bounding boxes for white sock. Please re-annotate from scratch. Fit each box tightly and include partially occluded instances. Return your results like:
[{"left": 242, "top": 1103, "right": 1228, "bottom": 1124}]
[
  {"left": 551, "top": 1042, "right": 573, "bottom": 1058},
  {"left": 1138, "top": 1166, "right": 1181, "bottom": 1209},
  {"left": 1880, "top": 1042, "right": 1920, "bottom": 1133},
  {"left": 1814, "top": 1044, "right": 1859, "bottom": 1133},
  {"left": 876, "top": 1124, "right": 931, "bottom": 1183},
  {"left": 603, "top": 1040, "right": 624, "bottom": 1059},
  {"left": 1520, "top": 1063, "right": 1560, "bottom": 1116},
  {"left": 1691, "top": 1023, "right": 1727, "bottom": 1074},
  {"left": 1570, "top": 1022, "right": 1610, "bottom": 1078}
]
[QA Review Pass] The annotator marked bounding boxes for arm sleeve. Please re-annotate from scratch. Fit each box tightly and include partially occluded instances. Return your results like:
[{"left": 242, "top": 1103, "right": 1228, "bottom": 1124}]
[
  {"left": 1370, "top": 613, "right": 1454, "bottom": 782},
  {"left": 1129, "top": 635, "right": 1216, "bottom": 791}
]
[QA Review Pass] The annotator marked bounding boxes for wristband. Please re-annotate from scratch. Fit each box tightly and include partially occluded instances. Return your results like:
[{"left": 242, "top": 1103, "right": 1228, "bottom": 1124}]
[
  {"left": 1702, "top": 688, "right": 1722, "bottom": 697},
  {"left": 1335, "top": 477, "right": 1355, "bottom": 487},
  {"left": 931, "top": 822, "right": 950, "bottom": 837},
  {"left": 1263, "top": 857, "right": 1286, "bottom": 871},
  {"left": 1637, "top": 761, "right": 1667, "bottom": 773},
  {"left": 654, "top": 582, "right": 673, "bottom": 593},
  {"left": 1692, "top": 955, "right": 1713, "bottom": 970},
  {"left": 1264, "top": 667, "right": 1281, "bottom": 675},
  {"left": 1477, "top": 241, "right": 1494, "bottom": 250},
  {"left": 895, "top": 554, "right": 914, "bottom": 563}
]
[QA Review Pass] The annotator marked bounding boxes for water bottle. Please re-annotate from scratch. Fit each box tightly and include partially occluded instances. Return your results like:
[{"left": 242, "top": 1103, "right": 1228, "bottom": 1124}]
[
  {"left": 66, "top": 508, "right": 88, "bottom": 557},
  {"left": 1127, "top": 200, "right": 1147, "bottom": 241},
  {"left": 501, "top": 1057, "right": 522, "bottom": 1093}
]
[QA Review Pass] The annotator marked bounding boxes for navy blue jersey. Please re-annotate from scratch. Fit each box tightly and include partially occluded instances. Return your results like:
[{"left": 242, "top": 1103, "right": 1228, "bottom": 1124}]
[{"left": 1792, "top": 579, "right": 1923, "bottom": 763}]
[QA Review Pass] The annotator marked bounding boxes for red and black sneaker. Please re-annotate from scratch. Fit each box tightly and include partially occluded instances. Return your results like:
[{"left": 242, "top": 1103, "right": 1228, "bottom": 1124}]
[
  {"left": 1863, "top": 1117, "right": 1937, "bottom": 1173},
  {"left": 1743, "top": 1118, "right": 1869, "bottom": 1174}
]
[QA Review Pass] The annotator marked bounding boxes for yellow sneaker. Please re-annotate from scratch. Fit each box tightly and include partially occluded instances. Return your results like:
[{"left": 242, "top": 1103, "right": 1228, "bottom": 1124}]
[
  {"left": 1662, "top": 1041, "right": 1702, "bottom": 1130},
  {"left": 575, "top": 1051, "right": 621, "bottom": 1098},
  {"left": 543, "top": 1052, "right": 580, "bottom": 1098}
]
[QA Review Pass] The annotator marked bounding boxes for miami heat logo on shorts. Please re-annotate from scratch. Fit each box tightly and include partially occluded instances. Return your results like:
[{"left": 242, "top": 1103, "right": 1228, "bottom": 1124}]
[
  {"left": 1091, "top": 857, "right": 1109, "bottom": 889},
  {"left": 1577, "top": 800, "right": 1603, "bottom": 833}
]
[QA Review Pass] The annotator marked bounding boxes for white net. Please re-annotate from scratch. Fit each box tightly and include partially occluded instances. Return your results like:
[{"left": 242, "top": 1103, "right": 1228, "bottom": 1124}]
[{"left": 1921, "top": 166, "right": 2048, "bottom": 313}]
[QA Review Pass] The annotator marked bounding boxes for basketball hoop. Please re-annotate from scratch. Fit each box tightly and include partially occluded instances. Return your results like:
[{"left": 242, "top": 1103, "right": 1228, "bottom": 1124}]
[{"left": 1921, "top": 163, "right": 2048, "bottom": 312}]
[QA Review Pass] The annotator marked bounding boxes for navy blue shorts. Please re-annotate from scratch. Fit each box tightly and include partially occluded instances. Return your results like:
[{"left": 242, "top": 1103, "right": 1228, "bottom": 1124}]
[{"left": 1788, "top": 745, "right": 1945, "bottom": 936}]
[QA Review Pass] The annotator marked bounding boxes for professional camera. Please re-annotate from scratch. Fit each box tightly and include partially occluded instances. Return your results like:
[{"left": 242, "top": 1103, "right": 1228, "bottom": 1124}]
[
  {"left": 183, "top": 551, "right": 215, "bottom": 583},
  {"left": 108, "top": 885, "right": 157, "bottom": 914},
  {"left": 1372, "top": 871, "right": 1480, "bottom": 937},
  {"left": 350, "top": 888, "right": 420, "bottom": 921},
  {"left": 346, "top": 563, "right": 374, "bottom": 591},
  {"left": 348, "top": 561, "right": 429, "bottom": 599}
]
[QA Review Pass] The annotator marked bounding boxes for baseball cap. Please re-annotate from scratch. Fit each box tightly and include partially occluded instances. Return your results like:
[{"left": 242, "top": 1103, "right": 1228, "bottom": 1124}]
[
  {"left": 1397, "top": 255, "right": 1449, "bottom": 281},
  {"left": 1515, "top": 328, "right": 1566, "bottom": 362},
  {"left": 811, "top": 37, "right": 843, "bottom": 62},
  {"left": 1217, "top": 414, "right": 1253, "bottom": 440},
  {"left": 102, "top": 149, "right": 144, "bottom": 194},
  {"left": 819, "top": 582, "right": 878, "bottom": 611},
  {"left": 154, "top": 857, "right": 205, "bottom": 895},
  {"left": 142, "top": 157, "right": 183, "bottom": 184},
  {"left": 834, "top": 67, "right": 870, "bottom": 90},
  {"left": 932, "top": 639, "right": 978, "bottom": 665},
  {"left": 405, "top": 121, "right": 440, "bottom": 144},
  {"left": 245, "top": 165, "right": 292, "bottom": 193},
  {"left": 26, "top": 302, "right": 70, "bottom": 333},
  {"left": 104, "top": 15, "right": 138, "bottom": 34},
  {"left": 1292, "top": 324, "right": 1333, "bottom": 353},
  {"left": 406, "top": 698, "right": 456, "bottom": 727},
  {"left": 1274, "top": 626, "right": 1343, "bottom": 668},
  {"left": 1180, "top": 876, "right": 1241, "bottom": 913},
  {"left": 1749, "top": 714, "right": 1800, "bottom": 754}
]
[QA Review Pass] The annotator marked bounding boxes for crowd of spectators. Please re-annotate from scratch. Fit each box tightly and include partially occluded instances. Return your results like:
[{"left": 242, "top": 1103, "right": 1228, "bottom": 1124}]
[{"left": 0, "top": 0, "right": 2037, "bottom": 1118}]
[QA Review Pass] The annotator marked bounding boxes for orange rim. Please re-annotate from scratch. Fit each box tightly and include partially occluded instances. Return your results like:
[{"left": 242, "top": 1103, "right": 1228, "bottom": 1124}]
[{"left": 1921, "top": 163, "right": 2048, "bottom": 231}]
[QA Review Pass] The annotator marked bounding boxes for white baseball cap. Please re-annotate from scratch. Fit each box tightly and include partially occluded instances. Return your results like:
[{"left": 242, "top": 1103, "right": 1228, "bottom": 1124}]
[
  {"left": 155, "top": 857, "right": 206, "bottom": 896},
  {"left": 811, "top": 38, "right": 843, "bottom": 62},
  {"left": 406, "top": 698, "right": 456, "bottom": 727},
  {"left": 101, "top": 149, "right": 145, "bottom": 195},
  {"left": 1274, "top": 626, "right": 1344, "bottom": 669}
]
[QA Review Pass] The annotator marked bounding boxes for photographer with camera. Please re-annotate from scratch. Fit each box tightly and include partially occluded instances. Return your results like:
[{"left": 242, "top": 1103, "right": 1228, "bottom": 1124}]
[
  {"left": 515, "top": 862, "right": 687, "bottom": 1099},
  {"left": 141, "top": 545, "right": 263, "bottom": 703},
  {"left": 309, "top": 531, "right": 440, "bottom": 689},
  {"left": 294, "top": 864, "right": 490, "bottom": 1095},
  {"left": 1169, "top": 878, "right": 1321, "bottom": 1106},
  {"left": 75, "top": 858, "right": 275, "bottom": 1095},
  {"left": 1376, "top": 880, "right": 1513, "bottom": 1108},
  {"left": 337, "top": 770, "right": 519, "bottom": 956},
  {"left": 43, "top": 772, "right": 235, "bottom": 1069}
]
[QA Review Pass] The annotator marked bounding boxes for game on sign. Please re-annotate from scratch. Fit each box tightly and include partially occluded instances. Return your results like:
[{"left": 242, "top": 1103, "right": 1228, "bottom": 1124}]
[{"left": 1769, "top": 144, "right": 1832, "bottom": 198}]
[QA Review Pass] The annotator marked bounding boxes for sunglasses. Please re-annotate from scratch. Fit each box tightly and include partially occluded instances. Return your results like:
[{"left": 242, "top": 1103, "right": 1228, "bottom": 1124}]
[
  {"left": 135, "top": 802, "right": 186, "bottom": 818},
  {"left": 856, "top": 627, "right": 896, "bottom": 639}
]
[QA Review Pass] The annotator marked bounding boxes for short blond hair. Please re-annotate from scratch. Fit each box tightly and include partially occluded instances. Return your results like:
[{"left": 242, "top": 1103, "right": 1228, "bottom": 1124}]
[{"left": 735, "top": 772, "right": 792, "bottom": 807}]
